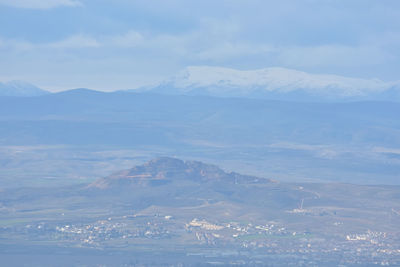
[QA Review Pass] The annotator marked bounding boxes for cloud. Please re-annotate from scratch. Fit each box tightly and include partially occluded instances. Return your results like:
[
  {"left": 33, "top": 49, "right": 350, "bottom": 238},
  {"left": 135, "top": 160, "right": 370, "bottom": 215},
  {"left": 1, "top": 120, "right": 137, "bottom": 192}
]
[
  {"left": 106, "top": 31, "right": 145, "bottom": 48},
  {"left": 0, "top": 28, "right": 394, "bottom": 70},
  {"left": 0, "top": 0, "right": 82, "bottom": 9},
  {"left": 43, "top": 32, "right": 144, "bottom": 49},
  {"left": 192, "top": 42, "right": 274, "bottom": 62},
  {"left": 1, "top": 5, "right": 400, "bottom": 91},
  {"left": 0, "top": 35, "right": 99, "bottom": 52},
  {"left": 276, "top": 44, "right": 390, "bottom": 69},
  {"left": 46, "top": 34, "right": 100, "bottom": 48},
  {"left": 0, "top": 37, "right": 33, "bottom": 51}
]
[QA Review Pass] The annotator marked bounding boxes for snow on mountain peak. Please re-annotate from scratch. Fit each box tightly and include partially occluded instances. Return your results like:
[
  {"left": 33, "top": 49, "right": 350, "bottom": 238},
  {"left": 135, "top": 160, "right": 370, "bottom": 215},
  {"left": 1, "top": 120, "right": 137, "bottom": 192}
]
[
  {"left": 0, "top": 80, "right": 49, "bottom": 97},
  {"left": 159, "top": 66, "right": 398, "bottom": 98}
]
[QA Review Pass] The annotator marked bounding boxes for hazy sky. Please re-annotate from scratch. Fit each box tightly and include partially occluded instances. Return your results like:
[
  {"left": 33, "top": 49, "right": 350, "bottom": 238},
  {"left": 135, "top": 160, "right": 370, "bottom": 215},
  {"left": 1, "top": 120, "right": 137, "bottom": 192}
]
[{"left": 0, "top": 0, "right": 399, "bottom": 91}]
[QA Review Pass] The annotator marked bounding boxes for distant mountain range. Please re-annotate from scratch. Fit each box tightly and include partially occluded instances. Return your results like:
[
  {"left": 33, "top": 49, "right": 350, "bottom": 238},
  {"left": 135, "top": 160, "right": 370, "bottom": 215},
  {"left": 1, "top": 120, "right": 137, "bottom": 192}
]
[
  {"left": 0, "top": 80, "right": 49, "bottom": 97},
  {"left": 3, "top": 67, "right": 400, "bottom": 102},
  {"left": 141, "top": 66, "right": 400, "bottom": 102}
]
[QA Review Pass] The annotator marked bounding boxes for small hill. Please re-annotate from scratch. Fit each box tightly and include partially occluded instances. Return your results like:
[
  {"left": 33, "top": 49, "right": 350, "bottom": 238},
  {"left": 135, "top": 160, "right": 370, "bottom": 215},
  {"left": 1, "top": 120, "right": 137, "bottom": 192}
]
[{"left": 89, "top": 157, "right": 271, "bottom": 189}]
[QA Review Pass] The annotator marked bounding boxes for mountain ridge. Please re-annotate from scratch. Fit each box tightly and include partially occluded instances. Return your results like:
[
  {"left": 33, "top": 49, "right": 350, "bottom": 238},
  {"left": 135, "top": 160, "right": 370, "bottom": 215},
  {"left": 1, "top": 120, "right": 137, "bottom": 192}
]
[
  {"left": 144, "top": 66, "right": 400, "bottom": 102},
  {"left": 0, "top": 80, "right": 49, "bottom": 97}
]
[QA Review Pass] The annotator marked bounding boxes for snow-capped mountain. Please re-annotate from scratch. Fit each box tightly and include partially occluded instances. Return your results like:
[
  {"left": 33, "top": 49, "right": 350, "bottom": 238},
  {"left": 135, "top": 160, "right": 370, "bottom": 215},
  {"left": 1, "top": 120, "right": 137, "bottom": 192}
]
[
  {"left": 147, "top": 66, "right": 400, "bottom": 101},
  {"left": 0, "top": 80, "right": 49, "bottom": 97}
]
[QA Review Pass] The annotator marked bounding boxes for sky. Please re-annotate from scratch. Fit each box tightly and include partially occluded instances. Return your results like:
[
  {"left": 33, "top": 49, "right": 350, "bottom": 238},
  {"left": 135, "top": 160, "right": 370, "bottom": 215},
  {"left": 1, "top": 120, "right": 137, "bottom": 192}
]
[{"left": 0, "top": 0, "right": 400, "bottom": 91}]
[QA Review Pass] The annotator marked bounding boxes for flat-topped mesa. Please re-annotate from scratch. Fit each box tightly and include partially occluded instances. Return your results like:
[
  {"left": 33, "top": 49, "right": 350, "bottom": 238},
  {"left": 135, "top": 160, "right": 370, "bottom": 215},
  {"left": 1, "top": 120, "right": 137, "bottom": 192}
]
[{"left": 89, "top": 157, "right": 271, "bottom": 189}]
